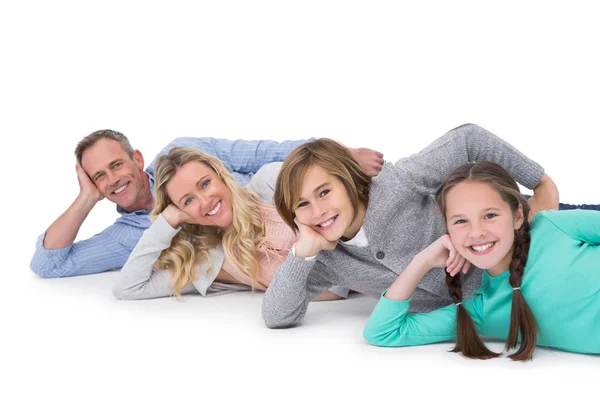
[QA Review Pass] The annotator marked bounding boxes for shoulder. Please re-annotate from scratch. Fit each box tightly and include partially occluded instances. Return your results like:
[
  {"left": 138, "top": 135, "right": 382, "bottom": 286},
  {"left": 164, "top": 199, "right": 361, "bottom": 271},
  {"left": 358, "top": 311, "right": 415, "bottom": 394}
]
[{"left": 246, "top": 162, "right": 283, "bottom": 204}]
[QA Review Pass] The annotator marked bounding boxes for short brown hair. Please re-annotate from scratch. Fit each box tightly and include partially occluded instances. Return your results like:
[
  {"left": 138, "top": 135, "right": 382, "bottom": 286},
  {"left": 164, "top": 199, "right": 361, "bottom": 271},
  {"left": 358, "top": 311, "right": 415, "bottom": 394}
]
[
  {"left": 74, "top": 129, "right": 134, "bottom": 164},
  {"left": 274, "top": 139, "right": 372, "bottom": 232}
]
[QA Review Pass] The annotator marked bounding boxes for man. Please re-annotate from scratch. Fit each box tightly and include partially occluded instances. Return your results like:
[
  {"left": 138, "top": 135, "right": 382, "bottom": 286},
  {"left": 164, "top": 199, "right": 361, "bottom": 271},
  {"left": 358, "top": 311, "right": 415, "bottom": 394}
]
[{"left": 31, "top": 130, "right": 385, "bottom": 279}]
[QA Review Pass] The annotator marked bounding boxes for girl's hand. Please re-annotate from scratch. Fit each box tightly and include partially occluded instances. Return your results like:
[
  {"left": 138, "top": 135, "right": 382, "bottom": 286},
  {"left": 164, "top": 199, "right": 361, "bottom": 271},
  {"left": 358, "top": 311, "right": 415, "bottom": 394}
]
[{"left": 419, "top": 235, "right": 469, "bottom": 277}]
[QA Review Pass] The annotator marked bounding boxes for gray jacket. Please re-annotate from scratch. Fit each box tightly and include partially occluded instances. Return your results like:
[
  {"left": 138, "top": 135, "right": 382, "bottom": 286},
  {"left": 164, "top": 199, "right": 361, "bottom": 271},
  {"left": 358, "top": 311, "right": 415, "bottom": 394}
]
[{"left": 262, "top": 123, "right": 545, "bottom": 328}]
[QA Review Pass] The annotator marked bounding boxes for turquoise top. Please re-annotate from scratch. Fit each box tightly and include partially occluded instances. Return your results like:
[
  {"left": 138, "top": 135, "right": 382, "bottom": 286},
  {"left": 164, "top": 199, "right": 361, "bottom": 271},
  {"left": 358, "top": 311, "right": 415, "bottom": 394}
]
[{"left": 363, "top": 210, "right": 600, "bottom": 354}]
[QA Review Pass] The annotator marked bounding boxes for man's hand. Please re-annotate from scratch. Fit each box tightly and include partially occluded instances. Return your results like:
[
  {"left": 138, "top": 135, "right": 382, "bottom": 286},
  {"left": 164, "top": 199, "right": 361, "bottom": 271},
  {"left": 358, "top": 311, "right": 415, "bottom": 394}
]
[
  {"left": 76, "top": 162, "right": 104, "bottom": 203},
  {"left": 293, "top": 218, "right": 337, "bottom": 259},
  {"left": 528, "top": 174, "right": 559, "bottom": 221},
  {"left": 348, "top": 147, "right": 384, "bottom": 176}
]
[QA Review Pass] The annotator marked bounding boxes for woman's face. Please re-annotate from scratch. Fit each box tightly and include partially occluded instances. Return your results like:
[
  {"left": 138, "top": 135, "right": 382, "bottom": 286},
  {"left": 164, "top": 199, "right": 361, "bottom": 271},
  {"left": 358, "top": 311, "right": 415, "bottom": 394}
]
[
  {"left": 166, "top": 161, "right": 233, "bottom": 229},
  {"left": 294, "top": 164, "right": 360, "bottom": 242},
  {"left": 445, "top": 181, "right": 523, "bottom": 276}
]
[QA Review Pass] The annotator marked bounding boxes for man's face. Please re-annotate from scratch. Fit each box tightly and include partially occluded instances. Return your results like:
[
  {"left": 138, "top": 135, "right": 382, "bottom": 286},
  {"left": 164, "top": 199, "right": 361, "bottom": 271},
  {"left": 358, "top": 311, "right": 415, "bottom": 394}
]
[{"left": 81, "top": 138, "right": 148, "bottom": 212}]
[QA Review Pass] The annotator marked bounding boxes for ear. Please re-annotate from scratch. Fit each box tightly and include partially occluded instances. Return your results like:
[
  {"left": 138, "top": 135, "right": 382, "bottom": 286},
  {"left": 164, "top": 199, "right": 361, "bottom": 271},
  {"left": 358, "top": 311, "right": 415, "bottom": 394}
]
[
  {"left": 514, "top": 203, "right": 525, "bottom": 230},
  {"left": 132, "top": 150, "right": 145, "bottom": 170}
]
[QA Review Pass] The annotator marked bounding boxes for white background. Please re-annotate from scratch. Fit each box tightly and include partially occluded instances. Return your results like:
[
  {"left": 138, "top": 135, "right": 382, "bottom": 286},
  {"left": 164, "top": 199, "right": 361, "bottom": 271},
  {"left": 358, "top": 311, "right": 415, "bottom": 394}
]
[{"left": 2, "top": 1, "right": 599, "bottom": 399}]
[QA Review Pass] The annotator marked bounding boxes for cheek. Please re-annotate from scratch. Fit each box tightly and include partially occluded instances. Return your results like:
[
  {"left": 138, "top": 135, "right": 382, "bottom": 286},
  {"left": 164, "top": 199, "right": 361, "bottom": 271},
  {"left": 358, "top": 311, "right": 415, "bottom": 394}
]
[
  {"left": 295, "top": 208, "right": 310, "bottom": 224},
  {"left": 448, "top": 228, "right": 467, "bottom": 252}
]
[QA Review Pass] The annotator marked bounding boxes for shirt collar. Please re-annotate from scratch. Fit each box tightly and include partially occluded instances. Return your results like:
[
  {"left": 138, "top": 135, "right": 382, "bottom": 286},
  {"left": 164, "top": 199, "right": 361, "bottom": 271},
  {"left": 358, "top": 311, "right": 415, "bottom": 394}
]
[{"left": 116, "top": 172, "right": 155, "bottom": 216}]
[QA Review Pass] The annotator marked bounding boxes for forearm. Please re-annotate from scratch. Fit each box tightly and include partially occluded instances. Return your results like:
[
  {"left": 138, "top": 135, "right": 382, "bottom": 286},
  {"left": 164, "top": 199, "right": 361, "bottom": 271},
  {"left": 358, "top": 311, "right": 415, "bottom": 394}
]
[
  {"left": 43, "top": 195, "right": 98, "bottom": 249},
  {"left": 113, "top": 214, "right": 183, "bottom": 300},
  {"left": 532, "top": 174, "right": 559, "bottom": 208},
  {"left": 262, "top": 253, "right": 328, "bottom": 328},
  {"left": 461, "top": 124, "right": 545, "bottom": 189},
  {"left": 385, "top": 254, "right": 432, "bottom": 301}
]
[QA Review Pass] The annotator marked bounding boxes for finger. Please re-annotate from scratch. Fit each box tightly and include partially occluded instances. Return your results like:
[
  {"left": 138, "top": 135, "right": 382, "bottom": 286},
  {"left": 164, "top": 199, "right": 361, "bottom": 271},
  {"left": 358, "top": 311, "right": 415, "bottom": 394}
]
[
  {"left": 453, "top": 257, "right": 466, "bottom": 275},
  {"left": 446, "top": 247, "right": 456, "bottom": 269},
  {"left": 461, "top": 259, "right": 471, "bottom": 274},
  {"left": 376, "top": 151, "right": 384, "bottom": 158},
  {"left": 448, "top": 255, "right": 462, "bottom": 275}
]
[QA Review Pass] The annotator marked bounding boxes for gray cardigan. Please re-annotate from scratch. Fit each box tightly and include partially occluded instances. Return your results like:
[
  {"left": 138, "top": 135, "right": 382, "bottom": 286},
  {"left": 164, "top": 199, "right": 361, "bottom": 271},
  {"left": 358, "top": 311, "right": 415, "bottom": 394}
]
[{"left": 262, "top": 123, "right": 545, "bottom": 328}]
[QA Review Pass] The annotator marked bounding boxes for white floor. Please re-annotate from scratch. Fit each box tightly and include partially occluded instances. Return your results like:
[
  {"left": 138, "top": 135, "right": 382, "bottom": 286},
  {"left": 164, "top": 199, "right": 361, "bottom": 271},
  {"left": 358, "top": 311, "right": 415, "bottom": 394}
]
[
  {"left": 3, "top": 2, "right": 600, "bottom": 399},
  {"left": 6, "top": 268, "right": 599, "bottom": 400}
]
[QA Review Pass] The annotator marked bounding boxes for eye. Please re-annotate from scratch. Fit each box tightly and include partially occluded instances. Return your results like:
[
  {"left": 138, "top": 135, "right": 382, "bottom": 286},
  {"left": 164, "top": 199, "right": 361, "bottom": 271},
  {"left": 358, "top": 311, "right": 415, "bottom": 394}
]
[
  {"left": 184, "top": 198, "right": 193, "bottom": 206},
  {"left": 319, "top": 189, "right": 330, "bottom": 198},
  {"left": 201, "top": 180, "right": 210, "bottom": 189},
  {"left": 94, "top": 173, "right": 105, "bottom": 181},
  {"left": 484, "top": 213, "right": 497, "bottom": 220},
  {"left": 297, "top": 201, "right": 309, "bottom": 208},
  {"left": 453, "top": 219, "right": 467, "bottom": 225},
  {"left": 113, "top": 162, "right": 123, "bottom": 169}
]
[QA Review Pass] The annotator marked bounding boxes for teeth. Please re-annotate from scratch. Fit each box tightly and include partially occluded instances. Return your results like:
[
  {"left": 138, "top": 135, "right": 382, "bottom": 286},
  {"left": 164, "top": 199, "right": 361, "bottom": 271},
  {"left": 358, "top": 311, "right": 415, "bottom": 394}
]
[
  {"left": 207, "top": 201, "right": 221, "bottom": 216},
  {"left": 319, "top": 217, "right": 335, "bottom": 228},
  {"left": 472, "top": 243, "right": 493, "bottom": 252},
  {"left": 113, "top": 183, "right": 128, "bottom": 194}
]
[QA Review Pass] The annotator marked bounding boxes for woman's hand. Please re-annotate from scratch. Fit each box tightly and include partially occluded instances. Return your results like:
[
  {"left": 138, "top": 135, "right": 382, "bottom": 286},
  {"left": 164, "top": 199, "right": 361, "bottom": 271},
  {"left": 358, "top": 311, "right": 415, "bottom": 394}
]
[{"left": 162, "top": 204, "right": 193, "bottom": 228}]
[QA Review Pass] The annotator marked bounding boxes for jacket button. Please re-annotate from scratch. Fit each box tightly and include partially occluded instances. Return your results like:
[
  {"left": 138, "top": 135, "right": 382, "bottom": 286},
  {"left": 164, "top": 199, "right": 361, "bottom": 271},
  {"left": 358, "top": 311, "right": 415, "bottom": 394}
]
[{"left": 376, "top": 251, "right": 385, "bottom": 259}]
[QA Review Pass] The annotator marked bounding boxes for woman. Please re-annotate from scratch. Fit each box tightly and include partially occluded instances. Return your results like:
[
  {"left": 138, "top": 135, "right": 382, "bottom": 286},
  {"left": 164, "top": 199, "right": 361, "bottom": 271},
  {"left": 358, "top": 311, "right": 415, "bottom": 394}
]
[
  {"left": 112, "top": 147, "right": 348, "bottom": 300},
  {"left": 263, "top": 123, "right": 563, "bottom": 328},
  {"left": 363, "top": 161, "right": 600, "bottom": 359}
]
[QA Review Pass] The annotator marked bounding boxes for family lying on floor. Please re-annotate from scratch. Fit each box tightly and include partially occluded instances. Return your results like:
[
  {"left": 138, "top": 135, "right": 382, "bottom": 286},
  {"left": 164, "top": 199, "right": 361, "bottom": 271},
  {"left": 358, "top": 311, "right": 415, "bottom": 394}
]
[{"left": 32, "top": 124, "right": 600, "bottom": 360}]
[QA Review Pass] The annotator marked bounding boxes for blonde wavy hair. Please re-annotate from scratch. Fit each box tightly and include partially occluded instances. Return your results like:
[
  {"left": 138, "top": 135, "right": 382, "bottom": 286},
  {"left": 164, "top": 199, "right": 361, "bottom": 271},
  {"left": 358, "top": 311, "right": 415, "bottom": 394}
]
[{"left": 152, "top": 147, "right": 270, "bottom": 298}]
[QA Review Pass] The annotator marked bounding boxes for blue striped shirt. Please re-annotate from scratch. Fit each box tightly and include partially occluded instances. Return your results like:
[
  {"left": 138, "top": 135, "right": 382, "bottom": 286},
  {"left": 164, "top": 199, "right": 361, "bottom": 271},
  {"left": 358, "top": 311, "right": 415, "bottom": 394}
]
[{"left": 31, "top": 137, "right": 311, "bottom": 278}]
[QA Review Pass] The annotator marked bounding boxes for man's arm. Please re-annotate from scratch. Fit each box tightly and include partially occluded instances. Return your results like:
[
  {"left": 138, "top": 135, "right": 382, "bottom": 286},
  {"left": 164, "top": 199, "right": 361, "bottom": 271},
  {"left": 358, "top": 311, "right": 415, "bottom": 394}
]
[
  {"left": 30, "top": 221, "right": 141, "bottom": 278},
  {"left": 147, "top": 137, "right": 385, "bottom": 178},
  {"left": 146, "top": 137, "right": 315, "bottom": 177},
  {"left": 42, "top": 163, "right": 104, "bottom": 250}
]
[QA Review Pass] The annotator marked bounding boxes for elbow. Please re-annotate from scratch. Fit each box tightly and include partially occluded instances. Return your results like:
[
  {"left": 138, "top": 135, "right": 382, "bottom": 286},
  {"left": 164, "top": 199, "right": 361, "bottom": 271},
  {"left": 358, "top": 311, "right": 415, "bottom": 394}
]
[
  {"left": 362, "top": 325, "right": 381, "bottom": 346},
  {"left": 112, "top": 284, "right": 137, "bottom": 300},
  {"left": 263, "top": 317, "right": 299, "bottom": 330},
  {"left": 261, "top": 303, "right": 301, "bottom": 329},
  {"left": 362, "top": 322, "right": 397, "bottom": 347},
  {"left": 262, "top": 310, "right": 297, "bottom": 329},
  {"left": 447, "top": 123, "right": 486, "bottom": 140},
  {"left": 29, "top": 260, "right": 59, "bottom": 279}
]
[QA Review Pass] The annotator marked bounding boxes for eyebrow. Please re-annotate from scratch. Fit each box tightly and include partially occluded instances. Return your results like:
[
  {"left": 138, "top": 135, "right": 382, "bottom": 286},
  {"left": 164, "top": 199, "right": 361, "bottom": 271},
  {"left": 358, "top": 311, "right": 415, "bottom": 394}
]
[
  {"left": 448, "top": 207, "right": 502, "bottom": 220},
  {"left": 178, "top": 175, "right": 209, "bottom": 204},
  {"left": 298, "top": 182, "right": 329, "bottom": 202}
]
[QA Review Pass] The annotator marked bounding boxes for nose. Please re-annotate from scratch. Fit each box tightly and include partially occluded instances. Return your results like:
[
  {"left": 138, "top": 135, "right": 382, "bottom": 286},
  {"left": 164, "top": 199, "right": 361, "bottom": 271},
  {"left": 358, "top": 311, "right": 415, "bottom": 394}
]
[
  {"left": 469, "top": 220, "right": 486, "bottom": 240},
  {"left": 312, "top": 201, "right": 327, "bottom": 220},
  {"left": 106, "top": 169, "right": 120, "bottom": 186},
  {"left": 196, "top": 192, "right": 212, "bottom": 213}
]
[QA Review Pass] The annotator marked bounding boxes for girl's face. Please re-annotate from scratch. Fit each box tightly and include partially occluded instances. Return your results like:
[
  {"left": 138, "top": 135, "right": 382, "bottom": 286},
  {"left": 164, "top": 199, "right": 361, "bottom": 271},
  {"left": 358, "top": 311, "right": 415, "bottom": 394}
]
[
  {"left": 166, "top": 161, "right": 233, "bottom": 229},
  {"left": 445, "top": 181, "right": 523, "bottom": 276},
  {"left": 294, "top": 165, "right": 363, "bottom": 242}
]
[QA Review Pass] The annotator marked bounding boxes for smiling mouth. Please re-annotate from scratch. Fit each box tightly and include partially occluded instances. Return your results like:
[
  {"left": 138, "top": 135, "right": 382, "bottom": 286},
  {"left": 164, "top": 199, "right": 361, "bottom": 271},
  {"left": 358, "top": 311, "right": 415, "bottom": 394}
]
[
  {"left": 112, "top": 182, "right": 129, "bottom": 195},
  {"left": 469, "top": 242, "right": 495, "bottom": 254},
  {"left": 316, "top": 215, "right": 338, "bottom": 230},
  {"left": 206, "top": 200, "right": 222, "bottom": 216}
]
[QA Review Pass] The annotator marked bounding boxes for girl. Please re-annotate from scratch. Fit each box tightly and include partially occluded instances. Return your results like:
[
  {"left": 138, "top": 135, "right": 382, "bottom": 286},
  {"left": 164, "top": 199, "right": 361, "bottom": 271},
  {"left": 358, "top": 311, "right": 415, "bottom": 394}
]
[
  {"left": 363, "top": 161, "right": 600, "bottom": 359},
  {"left": 264, "top": 123, "right": 578, "bottom": 328},
  {"left": 113, "top": 147, "right": 349, "bottom": 300}
]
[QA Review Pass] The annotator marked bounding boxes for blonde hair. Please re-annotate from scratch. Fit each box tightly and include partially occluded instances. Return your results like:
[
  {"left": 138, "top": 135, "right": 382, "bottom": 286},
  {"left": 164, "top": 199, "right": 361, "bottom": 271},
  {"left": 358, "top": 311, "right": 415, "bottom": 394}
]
[
  {"left": 152, "top": 147, "right": 270, "bottom": 298},
  {"left": 274, "top": 138, "right": 371, "bottom": 233}
]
